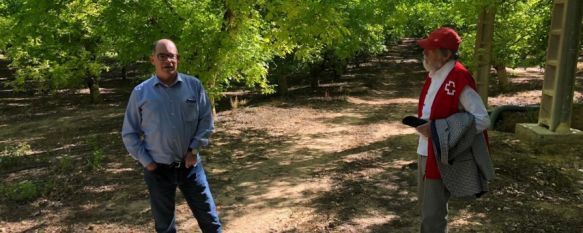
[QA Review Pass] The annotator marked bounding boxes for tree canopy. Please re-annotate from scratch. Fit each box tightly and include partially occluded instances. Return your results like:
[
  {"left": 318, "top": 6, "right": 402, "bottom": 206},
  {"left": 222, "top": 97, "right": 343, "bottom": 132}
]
[{"left": 0, "top": 0, "right": 556, "bottom": 101}]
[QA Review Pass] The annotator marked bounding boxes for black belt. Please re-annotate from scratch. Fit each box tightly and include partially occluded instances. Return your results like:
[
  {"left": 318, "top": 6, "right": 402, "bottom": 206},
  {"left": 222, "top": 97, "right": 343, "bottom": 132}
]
[{"left": 156, "top": 161, "right": 184, "bottom": 169}]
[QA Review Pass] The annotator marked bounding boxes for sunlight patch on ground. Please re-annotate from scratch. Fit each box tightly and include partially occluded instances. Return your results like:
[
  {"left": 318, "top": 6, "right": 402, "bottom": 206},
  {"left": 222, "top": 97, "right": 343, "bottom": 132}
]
[
  {"left": 0, "top": 97, "right": 41, "bottom": 101},
  {"left": 343, "top": 152, "right": 382, "bottom": 162},
  {"left": 80, "top": 202, "right": 100, "bottom": 211},
  {"left": 489, "top": 90, "right": 542, "bottom": 106},
  {"left": 489, "top": 90, "right": 583, "bottom": 106},
  {"left": 377, "top": 182, "right": 400, "bottom": 192},
  {"left": 6, "top": 102, "right": 30, "bottom": 107},
  {"left": 50, "top": 143, "right": 79, "bottom": 152},
  {"left": 292, "top": 123, "right": 413, "bottom": 154},
  {"left": 397, "top": 58, "right": 420, "bottom": 64},
  {"left": 277, "top": 154, "right": 318, "bottom": 166},
  {"left": 507, "top": 67, "right": 545, "bottom": 78},
  {"left": 76, "top": 87, "right": 116, "bottom": 94},
  {"left": 510, "top": 76, "right": 543, "bottom": 84},
  {"left": 350, "top": 213, "right": 399, "bottom": 229},
  {"left": 386, "top": 159, "right": 415, "bottom": 169},
  {"left": 355, "top": 62, "right": 376, "bottom": 67},
  {"left": 208, "top": 167, "right": 229, "bottom": 174},
  {"left": 372, "top": 122, "right": 416, "bottom": 138},
  {"left": 238, "top": 181, "right": 259, "bottom": 188},
  {"left": 318, "top": 82, "right": 351, "bottom": 87},
  {"left": 104, "top": 167, "right": 135, "bottom": 174},
  {"left": 450, "top": 209, "right": 486, "bottom": 228},
  {"left": 303, "top": 137, "right": 350, "bottom": 152},
  {"left": 5, "top": 167, "right": 49, "bottom": 183},
  {"left": 0, "top": 138, "right": 42, "bottom": 147},
  {"left": 78, "top": 223, "right": 150, "bottom": 233},
  {"left": 104, "top": 112, "right": 124, "bottom": 118},
  {"left": 357, "top": 167, "right": 387, "bottom": 179},
  {"left": 347, "top": 96, "right": 418, "bottom": 105},
  {"left": 0, "top": 220, "right": 38, "bottom": 233},
  {"left": 221, "top": 207, "right": 315, "bottom": 233},
  {"left": 246, "top": 178, "right": 332, "bottom": 206},
  {"left": 219, "top": 106, "right": 417, "bottom": 155},
  {"left": 82, "top": 184, "right": 121, "bottom": 193}
]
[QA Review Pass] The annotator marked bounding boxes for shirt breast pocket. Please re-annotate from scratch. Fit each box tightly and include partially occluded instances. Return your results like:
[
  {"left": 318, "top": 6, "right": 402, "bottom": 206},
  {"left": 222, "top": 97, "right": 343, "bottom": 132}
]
[{"left": 182, "top": 97, "right": 198, "bottom": 122}]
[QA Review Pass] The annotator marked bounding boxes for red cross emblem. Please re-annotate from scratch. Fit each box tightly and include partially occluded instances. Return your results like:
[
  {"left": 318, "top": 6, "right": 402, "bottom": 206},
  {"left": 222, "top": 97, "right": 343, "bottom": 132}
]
[{"left": 445, "top": 81, "right": 455, "bottom": 96}]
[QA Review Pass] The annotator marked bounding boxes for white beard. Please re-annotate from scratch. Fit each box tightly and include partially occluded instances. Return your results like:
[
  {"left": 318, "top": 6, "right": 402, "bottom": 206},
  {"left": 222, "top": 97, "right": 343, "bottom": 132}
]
[
  {"left": 423, "top": 56, "right": 440, "bottom": 73},
  {"left": 423, "top": 58, "right": 435, "bottom": 73}
]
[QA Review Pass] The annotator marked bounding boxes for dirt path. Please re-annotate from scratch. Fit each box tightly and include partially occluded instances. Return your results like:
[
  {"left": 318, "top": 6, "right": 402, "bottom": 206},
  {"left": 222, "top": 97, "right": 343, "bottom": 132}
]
[
  {"left": 1, "top": 40, "right": 582, "bottom": 232},
  {"left": 205, "top": 42, "right": 424, "bottom": 233}
]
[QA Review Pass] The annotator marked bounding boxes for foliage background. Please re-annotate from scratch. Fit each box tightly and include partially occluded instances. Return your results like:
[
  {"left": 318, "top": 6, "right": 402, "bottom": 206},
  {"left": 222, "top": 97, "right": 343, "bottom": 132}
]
[{"left": 0, "top": 0, "right": 557, "bottom": 100}]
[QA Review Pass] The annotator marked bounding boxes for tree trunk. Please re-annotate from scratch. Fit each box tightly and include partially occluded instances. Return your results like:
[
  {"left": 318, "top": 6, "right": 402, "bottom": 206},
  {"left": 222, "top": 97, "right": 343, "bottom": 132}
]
[
  {"left": 210, "top": 95, "right": 217, "bottom": 120},
  {"left": 86, "top": 76, "right": 102, "bottom": 103},
  {"left": 121, "top": 65, "right": 127, "bottom": 80},
  {"left": 310, "top": 65, "right": 321, "bottom": 90},
  {"left": 333, "top": 59, "right": 346, "bottom": 79},
  {"left": 494, "top": 64, "right": 509, "bottom": 93},
  {"left": 473, "top": 4, "right": 496, "bottom": 106},
  {"left": 208, "top": 76, "right": 218, "bottom": 121},
  {"left": 278, "top": 74, "right": 288, "bottom": 97}
]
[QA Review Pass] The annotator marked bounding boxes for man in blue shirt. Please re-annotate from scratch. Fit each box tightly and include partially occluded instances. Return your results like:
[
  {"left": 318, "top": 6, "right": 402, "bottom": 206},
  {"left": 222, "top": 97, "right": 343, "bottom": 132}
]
[{"left": 122, "top": 39, "right": 221, "bottom": 233}]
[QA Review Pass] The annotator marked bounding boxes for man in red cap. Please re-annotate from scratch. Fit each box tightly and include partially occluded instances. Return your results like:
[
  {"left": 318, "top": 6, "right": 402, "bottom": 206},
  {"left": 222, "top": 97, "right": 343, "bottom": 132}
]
[{"left": 414, "top": 27, "right": 491, "bottom": 232}]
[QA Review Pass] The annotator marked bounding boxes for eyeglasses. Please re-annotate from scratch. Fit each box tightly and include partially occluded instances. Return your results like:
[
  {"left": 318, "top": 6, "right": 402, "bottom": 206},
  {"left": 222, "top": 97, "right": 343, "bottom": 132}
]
[{"left": 156, "top": 53, "right": 179, "bottom": 61}]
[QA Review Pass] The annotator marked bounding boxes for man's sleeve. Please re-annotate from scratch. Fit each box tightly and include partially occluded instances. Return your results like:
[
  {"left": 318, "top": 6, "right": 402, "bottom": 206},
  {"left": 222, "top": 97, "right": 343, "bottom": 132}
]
[
  {"left": 121, "top": 90, "right": 154, "bottom": 167},
  {"left": 460, "top": 86, "right": 490, "bottom": 132},
  {"left": 189, "top": 84, "right": 215, "bottom": 151}
]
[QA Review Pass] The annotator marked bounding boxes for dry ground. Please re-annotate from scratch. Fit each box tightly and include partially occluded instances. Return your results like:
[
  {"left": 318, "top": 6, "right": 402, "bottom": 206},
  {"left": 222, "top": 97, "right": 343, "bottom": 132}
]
[{"left": 1, "top": 40, "right": 582, "bottom": 233}]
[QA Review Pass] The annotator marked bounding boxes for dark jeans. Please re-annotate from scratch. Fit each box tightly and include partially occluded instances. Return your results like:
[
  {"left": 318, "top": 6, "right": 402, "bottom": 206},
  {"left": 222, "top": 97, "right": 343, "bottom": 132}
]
[{"left": 144, "top": 159, "right": 222, "bottom": 233}]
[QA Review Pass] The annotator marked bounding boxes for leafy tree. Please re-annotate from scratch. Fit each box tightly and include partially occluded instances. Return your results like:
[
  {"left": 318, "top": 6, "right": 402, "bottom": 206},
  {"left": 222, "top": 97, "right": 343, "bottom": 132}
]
[
  {"left": 491, "top": 0, "right": 552, "bottom": 91},
  {"left": 0, "top": 0, "right": 557, "bottom": 102},
  {"left": 265, "top": 0, "right": 396, "bottom": 91},
  {"left": 387, "top": 0, "right": 553, "bottom": 92},
  {"left": 2, "top": 0, "right": 107, "bottom": 102}
]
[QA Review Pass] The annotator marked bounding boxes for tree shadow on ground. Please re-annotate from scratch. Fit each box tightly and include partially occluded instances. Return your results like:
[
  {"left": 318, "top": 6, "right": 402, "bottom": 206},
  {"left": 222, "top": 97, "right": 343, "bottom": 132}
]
[
  {"left": 302, "top": 131, "right": 583, "bottom": 233},
  {"left": 304, "top": 134, "right": 421, "bottom": 232},
  {"left": 3, "top": 39, "right": 582, "bottom": 232},
  {"left": 201, "top": 122, "right": 417, "bottom": 231},
  {"left": 0, "top": 78, "right": 154, "bottom": 230},
  {"left": 205, "top": 128, "right": 333, "bottom": 215},
  {"left": 472, "top": 134, "right": 583, "bottom": 232}
]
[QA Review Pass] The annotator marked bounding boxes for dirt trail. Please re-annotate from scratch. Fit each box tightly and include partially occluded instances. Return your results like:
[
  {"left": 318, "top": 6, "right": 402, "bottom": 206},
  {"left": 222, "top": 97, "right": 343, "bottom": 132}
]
[
  {"left": 1, "top": 40, "right": 582, "bottom": 233},
  {"left": 205, "top": 41, "right": 425, "bottom": 233}
]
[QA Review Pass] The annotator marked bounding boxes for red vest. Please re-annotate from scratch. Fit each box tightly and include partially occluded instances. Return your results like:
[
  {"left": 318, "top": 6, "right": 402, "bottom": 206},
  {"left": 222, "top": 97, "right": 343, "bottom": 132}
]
[{"left": 418, "top": 61, "right": 476, "bottom": 179}]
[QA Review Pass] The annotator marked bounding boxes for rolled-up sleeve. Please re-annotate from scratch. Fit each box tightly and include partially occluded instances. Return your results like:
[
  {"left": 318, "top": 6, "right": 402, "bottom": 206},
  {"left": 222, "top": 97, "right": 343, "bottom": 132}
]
[
  {"left": 189, "top": 84, "right": 215, "bottom": 150},
  {"left": 122, "top": 89, "right": 154, "bottom": 167}
]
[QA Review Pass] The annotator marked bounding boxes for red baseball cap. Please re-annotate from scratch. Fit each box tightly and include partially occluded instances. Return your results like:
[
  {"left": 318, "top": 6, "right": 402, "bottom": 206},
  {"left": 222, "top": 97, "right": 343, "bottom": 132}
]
[{"left": 417, "top": 27, "right": 461, "bottom": 51}]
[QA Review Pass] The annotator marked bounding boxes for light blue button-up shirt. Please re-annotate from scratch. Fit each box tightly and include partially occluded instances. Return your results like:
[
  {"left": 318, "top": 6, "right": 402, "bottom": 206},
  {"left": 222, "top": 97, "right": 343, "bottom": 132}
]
[{"left": 122, "top": 73, "right": 214, "bottom": 167}]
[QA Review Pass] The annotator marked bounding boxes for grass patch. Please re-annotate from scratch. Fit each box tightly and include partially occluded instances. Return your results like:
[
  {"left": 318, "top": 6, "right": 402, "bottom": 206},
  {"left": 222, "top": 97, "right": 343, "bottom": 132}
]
[
  {"left": 1, "top": 180, "right": 40, "bottom": 203},
  {"left": 0, "top": 142, "right": 32, "bottom": 168},
  {"left": 85, "top": 136, "right": 105, "bottom": 171}
]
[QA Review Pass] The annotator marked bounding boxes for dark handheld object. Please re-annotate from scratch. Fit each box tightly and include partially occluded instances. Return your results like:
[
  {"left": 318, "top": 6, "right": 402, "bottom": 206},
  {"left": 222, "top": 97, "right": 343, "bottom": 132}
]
[{"left": 402, "top": 116, "right": 427, "bottom": 127}]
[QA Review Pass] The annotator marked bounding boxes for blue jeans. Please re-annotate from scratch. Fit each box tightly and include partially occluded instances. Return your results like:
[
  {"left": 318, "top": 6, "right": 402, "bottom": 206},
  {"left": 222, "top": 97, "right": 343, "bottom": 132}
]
[{"left": 144, "top": 158, "right": 222, "bottom": 233}]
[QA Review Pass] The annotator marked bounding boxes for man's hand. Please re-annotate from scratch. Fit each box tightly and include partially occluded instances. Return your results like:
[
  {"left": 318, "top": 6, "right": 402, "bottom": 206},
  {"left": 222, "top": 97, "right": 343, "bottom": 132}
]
[
  {"left": 416, "top": 122, "right": 431, "bottom": 138},
  {"left": 185, "top": 150, "right": 197, "bottom": 168},
  {"left": 146, "top": 162, "right": 158, "bottom": 171}
]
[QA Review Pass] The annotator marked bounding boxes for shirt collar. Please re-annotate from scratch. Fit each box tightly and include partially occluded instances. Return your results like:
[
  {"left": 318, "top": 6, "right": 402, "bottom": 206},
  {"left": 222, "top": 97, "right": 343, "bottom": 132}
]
[
  {"left": 153, "top": 73, "right": 183, "bottom": 87},
  {"left": 428, "top": 60, "right": 455, "bottom": 81}
]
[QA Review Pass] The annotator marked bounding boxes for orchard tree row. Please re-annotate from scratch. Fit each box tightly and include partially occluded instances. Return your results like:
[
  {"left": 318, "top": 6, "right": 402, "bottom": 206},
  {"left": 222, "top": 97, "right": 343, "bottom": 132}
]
[{"left": 0, "top": 0, "right": 554, "bottom": 103}]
